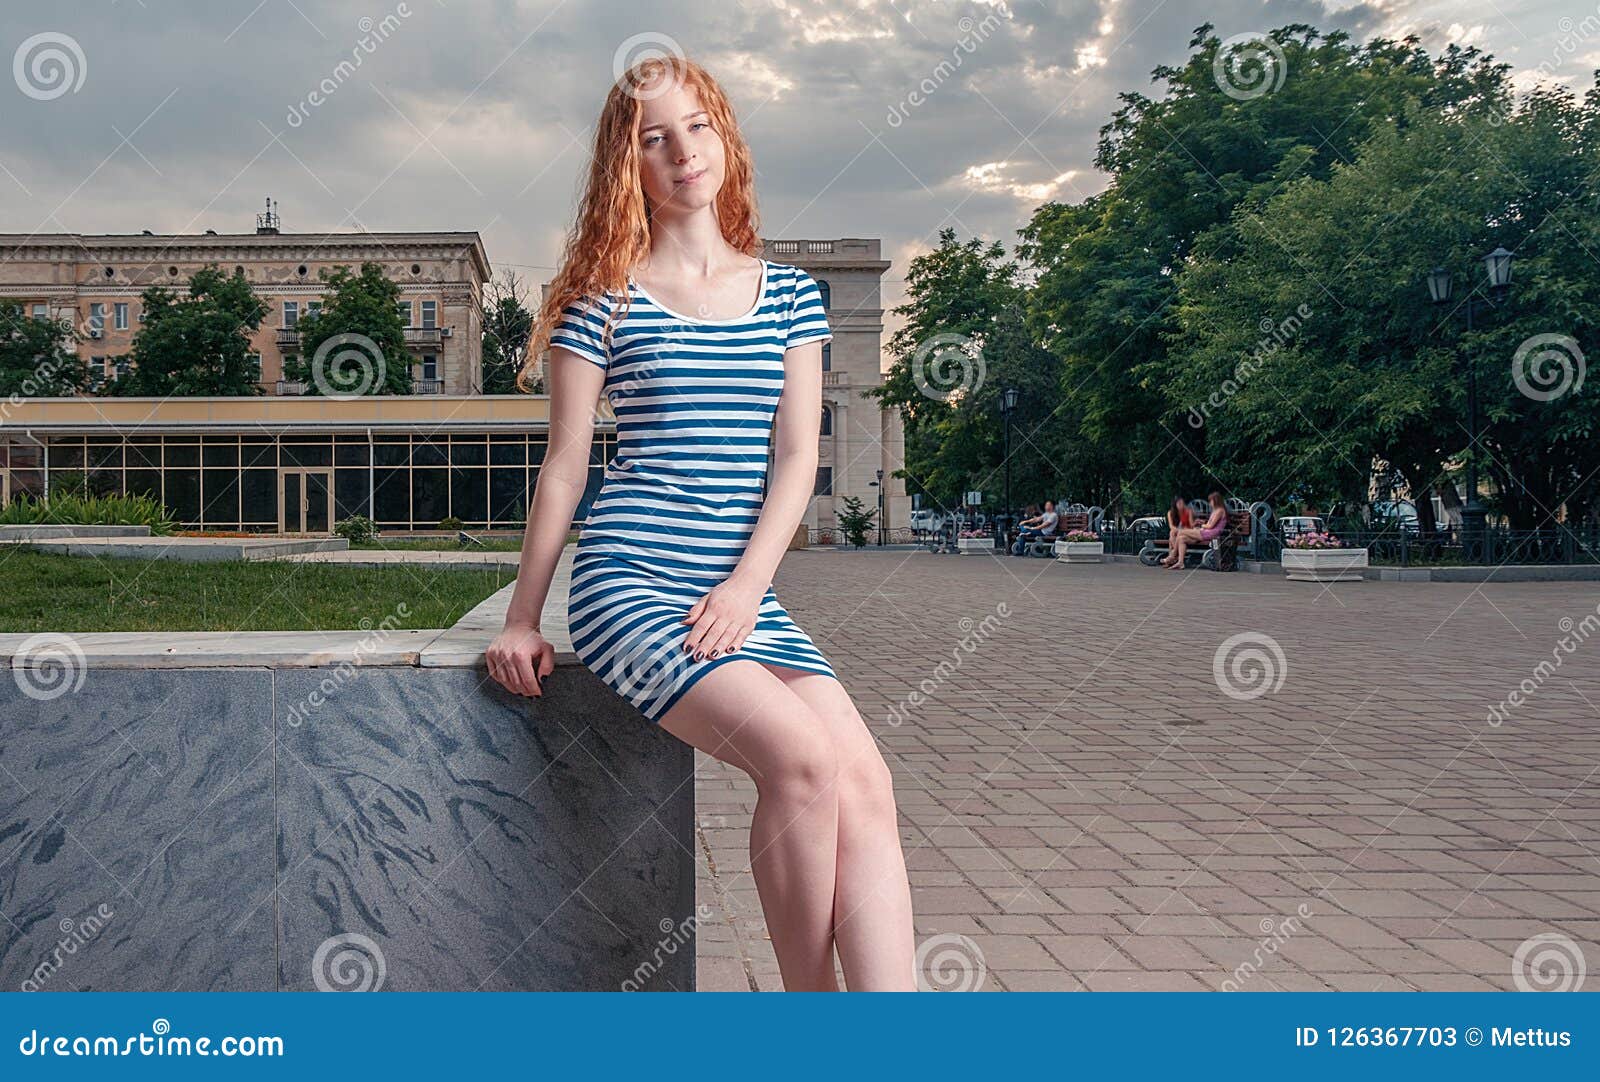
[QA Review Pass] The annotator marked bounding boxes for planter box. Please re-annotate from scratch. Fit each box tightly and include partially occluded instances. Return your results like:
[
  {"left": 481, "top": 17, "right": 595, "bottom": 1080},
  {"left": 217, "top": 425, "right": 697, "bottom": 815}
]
[
  {"left": 1283, "top": 547, "right": 1369, "bottom": 582},
  {"left": 1054, "top": 540, "right": 1105, "bottom": 563},
  {"left": 956, "top": 536, "right": 994, "bottom": 554}
]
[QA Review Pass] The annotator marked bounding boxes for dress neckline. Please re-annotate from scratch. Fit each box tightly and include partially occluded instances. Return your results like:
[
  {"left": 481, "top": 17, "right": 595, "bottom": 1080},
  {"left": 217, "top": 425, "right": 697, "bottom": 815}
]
[{"left": 627, "top": 259, "right": 768, "bottom": 325}]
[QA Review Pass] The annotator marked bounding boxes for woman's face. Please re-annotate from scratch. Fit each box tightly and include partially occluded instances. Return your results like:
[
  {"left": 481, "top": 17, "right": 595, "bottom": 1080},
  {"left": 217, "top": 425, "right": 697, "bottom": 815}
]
[{"left": 635, "top": 79, "right": 725, "bottom": 218}]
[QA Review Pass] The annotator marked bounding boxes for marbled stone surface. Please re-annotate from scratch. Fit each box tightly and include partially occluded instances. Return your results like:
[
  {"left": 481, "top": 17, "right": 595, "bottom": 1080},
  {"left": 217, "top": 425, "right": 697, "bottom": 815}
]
[{"left": 0, "top": 663, "right": 694, "bottom": 991}]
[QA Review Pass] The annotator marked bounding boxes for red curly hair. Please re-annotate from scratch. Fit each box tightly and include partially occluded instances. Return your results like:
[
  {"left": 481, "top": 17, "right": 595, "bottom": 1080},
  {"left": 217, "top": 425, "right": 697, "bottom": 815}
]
[{"left": 518, "top": 55, "right": 761, "bottom": 392}]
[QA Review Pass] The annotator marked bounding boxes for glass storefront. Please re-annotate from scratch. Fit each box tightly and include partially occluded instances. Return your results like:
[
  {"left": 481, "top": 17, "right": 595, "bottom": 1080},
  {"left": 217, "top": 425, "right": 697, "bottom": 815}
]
[{"left": 4, "top": 431, "right": 614, "bottom": 533}]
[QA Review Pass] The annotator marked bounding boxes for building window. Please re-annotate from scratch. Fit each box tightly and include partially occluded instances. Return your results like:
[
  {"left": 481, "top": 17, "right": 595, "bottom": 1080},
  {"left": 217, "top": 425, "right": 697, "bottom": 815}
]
[
  {"left": 421, "top": 354, "right": 438, "bottom": 381},
  {"left": 816, "top": 278, "right": 830, "bottom": 311},
  {"left": 114, "top": 302, "right": 129, "bottom": 330},
  {"left": 247, "top": 353, "right": 262, "bottom": 381},
  {"left": 113, "top": 357, "right": 129, "bottom": 379},
  {"left": 31, "top": 303, "right": 47, "bottom": 321},
  {"left": 421, "top": 300, "right": 436, "bottom": 329},
  {"left": 822, "top": 343, "right": 831, "bottom": 371},
  {"left": 820, "top": 406, "right": 833, "bottom": 436},
  {"left": 814, "top": 466, "right": 833, "bottom": 496},
  {"left": 283, "top": 301, "right": 299, "bottom": 328},
  {"left": 88, "top": 303, "right": 105, "bottom": 336},
  {"left": 307, "top": 300, "right": 322, "bottom": 318},
  {"left": 398, "top": 300, "right": 412, "bottom": 326}
]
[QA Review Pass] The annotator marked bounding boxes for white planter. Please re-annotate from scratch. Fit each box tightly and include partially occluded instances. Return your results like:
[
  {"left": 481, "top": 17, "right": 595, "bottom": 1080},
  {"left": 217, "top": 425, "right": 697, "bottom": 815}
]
[
  {"left": 1283, "top": 547, "right": 1368, "bottom": 582},
  {"left": 1054, "top": 540, "right": 1105, "bottom": 563},
  {"left": 956, "top": 536, "right": 994, "bottom": 554}
]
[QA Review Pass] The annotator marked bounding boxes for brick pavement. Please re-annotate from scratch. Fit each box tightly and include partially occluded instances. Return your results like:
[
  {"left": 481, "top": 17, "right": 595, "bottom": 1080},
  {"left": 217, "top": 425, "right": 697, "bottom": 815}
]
[{"left": 691, "top": 550, "right": 1600, "bottom": 991}]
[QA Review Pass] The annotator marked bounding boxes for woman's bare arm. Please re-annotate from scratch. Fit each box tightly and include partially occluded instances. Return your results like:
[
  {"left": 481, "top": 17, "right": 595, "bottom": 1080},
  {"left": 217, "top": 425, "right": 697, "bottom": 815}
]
[{"left": 501, "top": 348, "right": 607, "bottom": 632}]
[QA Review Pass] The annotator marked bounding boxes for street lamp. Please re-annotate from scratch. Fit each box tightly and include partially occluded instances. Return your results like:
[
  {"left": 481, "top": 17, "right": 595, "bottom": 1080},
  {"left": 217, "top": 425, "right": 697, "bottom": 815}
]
[
  {"left": 1001, "top": 386, "right": 1020, "bottom": 549},
  {"left": 1427, "top": 246, "right": 1513, "bottom": 557},
  {"left": 868, "top": 468, "right": 885, "bottom": 546}
]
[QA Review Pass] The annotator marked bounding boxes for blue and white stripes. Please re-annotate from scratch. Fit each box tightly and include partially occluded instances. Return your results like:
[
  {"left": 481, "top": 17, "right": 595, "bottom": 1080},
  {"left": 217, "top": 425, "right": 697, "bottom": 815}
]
[{"left": 552, "top": 260, "right": 837, "bottom": 723}]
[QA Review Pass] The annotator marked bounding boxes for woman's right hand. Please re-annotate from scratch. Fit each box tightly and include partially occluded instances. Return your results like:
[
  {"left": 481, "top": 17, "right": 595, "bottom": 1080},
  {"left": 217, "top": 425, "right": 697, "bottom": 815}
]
[{"left": 486, "top": 622, "right": 556, "bottom": 697}]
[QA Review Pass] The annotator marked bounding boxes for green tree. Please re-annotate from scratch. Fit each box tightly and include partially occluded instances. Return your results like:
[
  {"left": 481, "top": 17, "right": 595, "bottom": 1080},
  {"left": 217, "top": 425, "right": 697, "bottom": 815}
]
[
  {"left": 1020, "top": 24, "right": 1511, "bottom": 512},
  {"left": 285, "top": 262, "right": 411, "bottom": 395},
  {"left": 112, "top": 265, "right": 268, "bottom": 396},
  {"left": 481, "top": 270, "right": 533, "bottom": 394},
  {"left": 1166, "top": 84, "right": 1600, "bottom": 529},
  {"left": 835, "top": 494, "right": 877, "bottom": 548},
  {"left": 0, "top": 302, "right": 89, "bottom": 396}
]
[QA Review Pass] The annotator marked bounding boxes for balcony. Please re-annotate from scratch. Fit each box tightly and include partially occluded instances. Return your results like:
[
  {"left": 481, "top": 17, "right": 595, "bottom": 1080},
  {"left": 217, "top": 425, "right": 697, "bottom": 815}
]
[
  {"left": 413, "top": 377, "right": 443, "bottom": 395},
  {"left": 275, "top": 379, "right": 307, "bottom": 396},
  {"left": 770, "top": 240, "right": 836, "bottom": 256},
  {"left": 275, "top": 328, "right": 300, "bottom": 348},
  {"left": 404, "top": 326, "right": 444, "bottom": 347},
  {"left": 822, "top": 371, "right": 843, "bottom": 386}
]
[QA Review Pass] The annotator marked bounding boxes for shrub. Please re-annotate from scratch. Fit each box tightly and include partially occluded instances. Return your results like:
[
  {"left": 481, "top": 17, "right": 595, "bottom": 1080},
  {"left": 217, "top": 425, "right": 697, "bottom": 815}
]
[
  {"left": 334, "top": 515, "right": 379, "bottom": 543},
  {"left": 438, "top": 516, "right": 464, "bottom": 531},
  {"left": 0, "top": 490, "right": 176, "bottom": 533},
  {"left": 835, "top": 494, "right": 877, "bottom": 549}
]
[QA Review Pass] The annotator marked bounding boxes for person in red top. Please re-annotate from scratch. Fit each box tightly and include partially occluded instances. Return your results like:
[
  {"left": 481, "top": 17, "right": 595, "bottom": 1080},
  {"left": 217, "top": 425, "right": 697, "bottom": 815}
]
[
  {"left": 1170, "top": 490, "right": 1228, "bottom": 570},
  {"left": 1161, "top": 495, "right": 1194, "bottom": 567}
]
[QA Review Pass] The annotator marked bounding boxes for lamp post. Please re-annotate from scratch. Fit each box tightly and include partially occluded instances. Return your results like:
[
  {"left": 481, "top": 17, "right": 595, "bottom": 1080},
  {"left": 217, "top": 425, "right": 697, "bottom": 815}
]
[
  {"left": 1426, "top": 246, "right": 1512, "bottom": 560},
  {"left": 869, "top": 468, "right": 885, "bottom": 546},
  {"left": 1001, "top": 386, "right": 1019, "bottom": 548}
]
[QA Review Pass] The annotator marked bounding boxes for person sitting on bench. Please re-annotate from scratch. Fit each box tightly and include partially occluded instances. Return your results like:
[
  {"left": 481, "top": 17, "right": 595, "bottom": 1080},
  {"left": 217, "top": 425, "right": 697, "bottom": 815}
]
[
  {"left": 1012, "top": 500, "right": 1058, "bottom": 555},
  {"left": 1160, "top": 495, "right": 1194, "bottom": 568},
  {"left": 1169, "top": 491, "right": 1226, "bottom": 569}
]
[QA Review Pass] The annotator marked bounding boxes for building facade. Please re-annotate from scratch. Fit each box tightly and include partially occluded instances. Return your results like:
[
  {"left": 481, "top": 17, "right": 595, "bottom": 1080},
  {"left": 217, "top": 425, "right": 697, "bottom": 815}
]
[
  {"left": 0, "top": 207, "right": 489, "bottom": 396},
  {"left": 763, "top": 238, "right": 909, "bottom": 535},
  {"left": 1, "top": 229, "right": 907, "bottom": 535}
]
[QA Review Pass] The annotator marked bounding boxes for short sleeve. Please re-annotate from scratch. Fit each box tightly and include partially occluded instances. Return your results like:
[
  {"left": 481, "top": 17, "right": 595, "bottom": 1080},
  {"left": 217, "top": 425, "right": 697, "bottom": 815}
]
[
  {"left": 785, "top": 269, "right": 832, "bottom": 349},
  {"left": 548, "top": 295, "right": 611, "bottom": 368}
]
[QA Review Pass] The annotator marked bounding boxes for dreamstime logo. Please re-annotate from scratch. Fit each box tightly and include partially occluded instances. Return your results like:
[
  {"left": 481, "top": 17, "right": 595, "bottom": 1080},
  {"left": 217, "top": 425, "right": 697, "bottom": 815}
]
[
  {"left": 885, "top": 602, "right": 1010, "bottom": 726},
  {"left": 605, "top": 623, "right": 684, "bottom": 702},
  {"left": 884, "top": 4, "right": 1009, "bottom": 127},
  {"left": 613, "top": 33, "right": 686, "bottom": 101},
  {"left": 1512, "top": 932, "right": 1587, "bottom": 992},
  {"left": 916, "top": 933, "right": 987, "bottom": 991},
  {"left": 283, "top": 603, "right": 412, "bottom": 727},
  {"left": 1189, "top": 304, "right": 1312, "bottom": 427},
  {"left": 286, "top": 3, "right": 412, "bottom": 127},
  {"left": 1511, "top": 333, "right": 1585, "bottom": 402},
  {"left": 1212, "top": 631, "right": 1287, "bottom": 701},
  {"left": 311, "top": 932, "right": 386, "bottom": 991},
  {"left": 310, "top": 332, "right": 386, "bottom": 398},
  {"left": 1220, "top": 902, "right": 1313, "bottom": 990},
  {"left": 13, "top": 32, "right": 86, "bottom": 101},
  {"left": 622, "top": 903, "right": 713, "bottom": 990},
  {"left": 1487, "top": 602, "right": 1600, "bottom": 726},
  {"left": 20, "top": 903, "right": 116, "bottom": 991},
  {"left": 1213, "top": 32, "right": 1287, "bottom": 101},
  {"left": 12, "top": 632, "right": 88, "bottom": 700},
  {"left": 911, "top": 332, "right": 986, "bottom": 403}
]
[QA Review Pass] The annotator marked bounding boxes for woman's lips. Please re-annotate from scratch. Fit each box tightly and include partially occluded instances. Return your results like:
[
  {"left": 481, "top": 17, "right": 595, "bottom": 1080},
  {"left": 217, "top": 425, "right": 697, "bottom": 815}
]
[{"left": 676, "top": 169, "right": 706, "bottom": 185}]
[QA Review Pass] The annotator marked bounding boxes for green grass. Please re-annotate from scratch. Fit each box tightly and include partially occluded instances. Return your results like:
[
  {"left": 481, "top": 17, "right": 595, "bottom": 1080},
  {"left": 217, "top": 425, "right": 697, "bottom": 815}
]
[{"left": 0, "top": 550, "right": 515, "bottom": 633}]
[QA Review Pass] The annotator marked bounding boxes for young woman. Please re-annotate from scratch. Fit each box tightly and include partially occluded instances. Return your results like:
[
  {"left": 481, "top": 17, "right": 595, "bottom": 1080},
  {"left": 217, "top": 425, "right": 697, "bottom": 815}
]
[
  {"left": 1169, "top": 490, "right": 1228, "bottom": 570},
  {"left": 483, "top": 55, "right": 916, "bottom": 992},
  {"left": 1160, "top": 496, "right": 1193, "bottom": 568}
]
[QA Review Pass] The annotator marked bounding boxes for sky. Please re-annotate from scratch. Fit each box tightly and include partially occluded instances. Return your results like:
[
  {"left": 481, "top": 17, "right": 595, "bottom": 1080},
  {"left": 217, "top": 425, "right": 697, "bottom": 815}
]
[{"left": 2, "top": 0, "right": 1595, "bottom": 323}]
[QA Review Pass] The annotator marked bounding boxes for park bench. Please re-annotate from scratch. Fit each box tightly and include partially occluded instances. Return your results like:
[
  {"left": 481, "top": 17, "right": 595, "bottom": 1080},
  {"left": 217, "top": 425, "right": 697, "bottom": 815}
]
[
  {"left": 1020, "top": 504, "right": 1101, "bottom": 557},
  {"left": 1138, "top": 500, "right": 1267, "bottom": 571}
]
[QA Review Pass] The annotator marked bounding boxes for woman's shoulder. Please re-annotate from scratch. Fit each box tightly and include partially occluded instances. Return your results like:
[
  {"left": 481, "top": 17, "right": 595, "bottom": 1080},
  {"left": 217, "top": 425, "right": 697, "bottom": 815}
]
[{"left": 763, "top": 260, "right": 818, "bottom": 292}]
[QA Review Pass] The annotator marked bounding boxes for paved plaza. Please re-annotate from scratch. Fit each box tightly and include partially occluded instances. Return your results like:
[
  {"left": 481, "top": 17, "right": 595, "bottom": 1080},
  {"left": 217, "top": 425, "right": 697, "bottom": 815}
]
[{"left": 692, "top": 550, "right": 1600, "bottom": 991}]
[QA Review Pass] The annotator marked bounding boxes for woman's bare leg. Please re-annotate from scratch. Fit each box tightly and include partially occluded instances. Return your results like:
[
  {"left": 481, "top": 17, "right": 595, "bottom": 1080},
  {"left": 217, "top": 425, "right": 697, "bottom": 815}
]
[
  {"left": 772, "top": 669, "right": 916, "bottom": 991},
  {"left": 657, "top": 658, "right": 841, "bottom": 991}
]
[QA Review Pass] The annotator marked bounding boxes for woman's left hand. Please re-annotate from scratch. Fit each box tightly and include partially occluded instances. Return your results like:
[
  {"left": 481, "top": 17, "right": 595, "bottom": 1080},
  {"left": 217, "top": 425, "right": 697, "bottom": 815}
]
[{"left": 682, "top": 575, "right": 764, "bottom": 660}]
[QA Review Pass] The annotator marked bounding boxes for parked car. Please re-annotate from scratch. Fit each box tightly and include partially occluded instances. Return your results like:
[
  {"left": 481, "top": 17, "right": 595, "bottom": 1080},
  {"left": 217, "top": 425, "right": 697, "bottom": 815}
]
[
  {"left": 1128, "top": 515, "right": 1166, "bottom": 537},
  {"left": 1371, "top": 499, "right": 1420, "bottom": 536},
  {"left": 1280, "top": 515, "right": 1327, "bottom": 540}
]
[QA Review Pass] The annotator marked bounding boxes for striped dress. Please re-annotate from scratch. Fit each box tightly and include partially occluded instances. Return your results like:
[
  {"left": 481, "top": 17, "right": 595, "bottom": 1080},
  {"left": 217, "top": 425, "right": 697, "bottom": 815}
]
[{"left": 550, "top": 259, "right": 839, "bottom": 723}]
